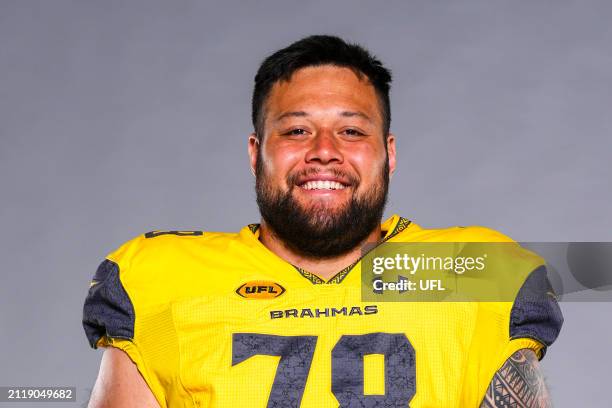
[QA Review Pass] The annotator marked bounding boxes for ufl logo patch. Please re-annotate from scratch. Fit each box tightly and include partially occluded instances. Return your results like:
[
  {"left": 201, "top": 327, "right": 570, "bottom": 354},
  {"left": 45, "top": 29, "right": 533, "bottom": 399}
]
[{"left": 236, "top": 280, "right": 286, "bottom": 299}]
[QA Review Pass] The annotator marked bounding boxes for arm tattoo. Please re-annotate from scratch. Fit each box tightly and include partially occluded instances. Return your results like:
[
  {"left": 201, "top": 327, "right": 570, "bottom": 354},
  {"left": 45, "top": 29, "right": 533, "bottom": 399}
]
[{"left": 479, "top": 349, "right": 552, "bottom": 408}]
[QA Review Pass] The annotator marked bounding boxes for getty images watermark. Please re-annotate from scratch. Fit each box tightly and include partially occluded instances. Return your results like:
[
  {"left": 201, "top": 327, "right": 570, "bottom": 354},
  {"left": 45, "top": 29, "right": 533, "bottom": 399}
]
[{"left": 360, "top": 242, "right": 612, "bottom": 302}]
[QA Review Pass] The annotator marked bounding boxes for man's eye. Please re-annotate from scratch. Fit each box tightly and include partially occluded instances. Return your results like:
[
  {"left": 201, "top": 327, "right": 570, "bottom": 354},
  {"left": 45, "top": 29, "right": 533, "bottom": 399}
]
[
  {"left": 284, "top": 128, "right": 307, "bottom": 136},
  {"left": 342, "top": 128, "right": 365, "bottom": 136}
]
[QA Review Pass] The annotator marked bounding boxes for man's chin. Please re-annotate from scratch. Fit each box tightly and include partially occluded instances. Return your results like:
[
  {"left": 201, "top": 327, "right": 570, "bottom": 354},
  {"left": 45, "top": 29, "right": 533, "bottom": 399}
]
[{"left": 293, "top": 203, "right": 350, "bottom": 223}]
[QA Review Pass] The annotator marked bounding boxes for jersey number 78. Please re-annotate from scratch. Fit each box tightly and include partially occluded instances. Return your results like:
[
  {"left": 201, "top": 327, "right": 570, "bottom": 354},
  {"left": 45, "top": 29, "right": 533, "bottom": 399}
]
[{"left": 232, "top": 332, "right": 416, "bottom": 407}]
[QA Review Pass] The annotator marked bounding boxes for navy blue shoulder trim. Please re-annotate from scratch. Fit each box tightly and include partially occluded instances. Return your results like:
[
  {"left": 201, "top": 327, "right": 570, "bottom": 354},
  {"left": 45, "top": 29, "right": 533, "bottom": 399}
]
[
  {"left": 510, "top": 265, "right": 564, "bottom": 358},
  {"left": 82, "top": 260, "right": 135, "bottom": 348}
]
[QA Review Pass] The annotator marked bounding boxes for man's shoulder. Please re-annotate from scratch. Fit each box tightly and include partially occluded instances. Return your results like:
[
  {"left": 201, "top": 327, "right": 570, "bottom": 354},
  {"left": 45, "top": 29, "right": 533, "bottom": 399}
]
[
  {"left": 393, "top": 220, "right": 543, "bottom": 272},
  {"left": 105, "top": 229, "right": 241, "bottom": 268},
  {"left": 92, "top": 229, "right": 250, "bottom": 308},
  {"left": 394, "top": 220, "right": 515, "bottom": 243}
]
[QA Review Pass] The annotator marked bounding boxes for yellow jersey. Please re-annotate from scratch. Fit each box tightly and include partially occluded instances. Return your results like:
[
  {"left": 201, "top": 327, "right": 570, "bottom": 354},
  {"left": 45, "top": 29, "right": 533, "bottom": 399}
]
[{"left": 83, "top": 214, "right": 562, "bottom": 407}]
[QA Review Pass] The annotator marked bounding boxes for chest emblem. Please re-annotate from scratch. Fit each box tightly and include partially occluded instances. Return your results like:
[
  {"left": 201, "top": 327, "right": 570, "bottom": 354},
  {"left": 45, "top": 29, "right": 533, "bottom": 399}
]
[{"left": 236, "top": 281, "right": 286, "bottom": 299}]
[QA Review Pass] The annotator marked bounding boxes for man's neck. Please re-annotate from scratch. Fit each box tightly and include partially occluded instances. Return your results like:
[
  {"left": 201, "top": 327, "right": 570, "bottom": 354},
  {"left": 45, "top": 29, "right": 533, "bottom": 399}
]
[{"left": 258, "top": 221, "right": 383, "bottom": 281}]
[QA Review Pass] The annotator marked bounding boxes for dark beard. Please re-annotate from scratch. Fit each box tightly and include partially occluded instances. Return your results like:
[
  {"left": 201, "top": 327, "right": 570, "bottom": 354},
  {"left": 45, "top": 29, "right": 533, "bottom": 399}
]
[{"left": 255, "top": 157, "right": 389, "bottom": 259}]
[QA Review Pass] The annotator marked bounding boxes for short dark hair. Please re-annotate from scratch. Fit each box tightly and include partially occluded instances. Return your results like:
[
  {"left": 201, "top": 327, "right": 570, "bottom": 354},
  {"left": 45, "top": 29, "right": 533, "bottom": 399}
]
[{"left": 251, "top": 35, "right": 392, "bottom": 139}]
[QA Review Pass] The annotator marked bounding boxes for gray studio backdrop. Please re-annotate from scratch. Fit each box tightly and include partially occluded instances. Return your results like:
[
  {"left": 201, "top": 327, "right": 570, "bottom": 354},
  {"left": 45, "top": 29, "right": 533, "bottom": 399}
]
[{"left": 1, "top": 1, "right": 611, "bottom": 407}]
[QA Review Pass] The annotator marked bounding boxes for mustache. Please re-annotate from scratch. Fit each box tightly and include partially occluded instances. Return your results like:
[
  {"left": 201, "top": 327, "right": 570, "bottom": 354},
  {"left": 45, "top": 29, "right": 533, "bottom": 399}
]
[{"left": 286, "top": 167, "right": 359, "bottom": 187}]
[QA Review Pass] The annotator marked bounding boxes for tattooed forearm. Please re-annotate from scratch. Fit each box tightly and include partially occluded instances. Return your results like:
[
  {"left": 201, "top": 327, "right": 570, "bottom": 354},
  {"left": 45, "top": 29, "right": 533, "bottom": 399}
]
[{"left": 479, "top": 349, "right": 551, "bottom": 408}]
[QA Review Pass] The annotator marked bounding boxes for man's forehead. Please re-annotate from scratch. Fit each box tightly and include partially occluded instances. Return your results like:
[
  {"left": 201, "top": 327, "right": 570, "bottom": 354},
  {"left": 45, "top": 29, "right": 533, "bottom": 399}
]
[
  {"left": 265, "top": 65, "right": 381, "bottom": 121},
  {"left": 273, "top": 65, "right": 373, "bottom": 92}
]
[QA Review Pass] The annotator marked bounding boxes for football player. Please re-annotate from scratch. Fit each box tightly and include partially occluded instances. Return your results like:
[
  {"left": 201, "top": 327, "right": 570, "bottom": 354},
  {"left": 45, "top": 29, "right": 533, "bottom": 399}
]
[{"left": 83, "top": 35, "right": 563, "bottom": 407}]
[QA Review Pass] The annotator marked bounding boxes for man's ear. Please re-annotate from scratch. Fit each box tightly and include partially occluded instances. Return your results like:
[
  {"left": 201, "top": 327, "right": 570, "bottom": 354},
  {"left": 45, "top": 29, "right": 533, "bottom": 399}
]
[
  {"left": 386, "top": 133, "right": 397, "bottom": 179},
  {"left": 248, "top": 133, "right": 259, "bottom": 176}
]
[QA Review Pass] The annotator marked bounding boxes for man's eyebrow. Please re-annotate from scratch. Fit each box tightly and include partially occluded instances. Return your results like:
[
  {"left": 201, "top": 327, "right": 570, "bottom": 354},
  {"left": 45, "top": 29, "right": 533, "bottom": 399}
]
[
  {"left": 274, "top": 110, "right": 373, "bottom": 123},
  {"left": 274, "top": 111, "right": 308, "bottom": 122},
  {"left": 339, "top": 110, "right": 373, "bottom": 123}
]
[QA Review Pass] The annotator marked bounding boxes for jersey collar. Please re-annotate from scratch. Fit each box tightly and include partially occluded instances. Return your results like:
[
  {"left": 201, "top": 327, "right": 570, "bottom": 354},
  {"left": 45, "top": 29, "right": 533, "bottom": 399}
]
[{"left": 242, "top": 214, "right": 412, "bottom": 285}]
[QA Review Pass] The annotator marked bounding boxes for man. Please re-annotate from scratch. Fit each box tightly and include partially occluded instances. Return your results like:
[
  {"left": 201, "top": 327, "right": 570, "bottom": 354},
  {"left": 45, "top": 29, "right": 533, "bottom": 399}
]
[{"left": 83, "top": 35, "right": 563, "bottom": 407}]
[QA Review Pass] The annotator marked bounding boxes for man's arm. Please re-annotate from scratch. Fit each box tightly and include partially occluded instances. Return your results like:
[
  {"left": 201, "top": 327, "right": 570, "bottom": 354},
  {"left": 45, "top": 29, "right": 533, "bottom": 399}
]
[
  {"left": 479, "top": 349, "right": 552, "bottom": 408},
  {"left": 88, "top": 347, "right": 161, "bottom": 408}
]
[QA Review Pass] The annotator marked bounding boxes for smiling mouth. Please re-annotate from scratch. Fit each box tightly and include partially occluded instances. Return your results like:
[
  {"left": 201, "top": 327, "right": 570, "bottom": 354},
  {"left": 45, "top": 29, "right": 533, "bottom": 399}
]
[{"left": 299, "top": 180, "right": 348, "bottom": 190}]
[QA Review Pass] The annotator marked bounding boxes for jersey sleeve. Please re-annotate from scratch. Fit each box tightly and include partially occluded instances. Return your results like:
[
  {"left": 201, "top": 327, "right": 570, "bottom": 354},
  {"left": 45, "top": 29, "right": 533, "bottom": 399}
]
[
  {"left": 82, "top": 259, "right": 135, "bottom": 348},
  {"left": 82, "top": 237, "right": 172, "bottom": 408},
  {"left": 463, "top": 265, "right": 564, "bottom": 405},
  {"left": 508, "top": 264, "right": 564, "bottom": 359},
  {"left": 458, "top": 229, "right": 564, "bottom": 406},
  {"left": 461, "top": 227, "right": 564, "bottom": 358}
]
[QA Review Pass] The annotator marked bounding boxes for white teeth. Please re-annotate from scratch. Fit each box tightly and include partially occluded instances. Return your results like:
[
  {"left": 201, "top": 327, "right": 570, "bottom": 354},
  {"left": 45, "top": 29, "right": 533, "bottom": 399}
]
[{"left": 301, "top": 180, "right": 346, "bottom": 190}]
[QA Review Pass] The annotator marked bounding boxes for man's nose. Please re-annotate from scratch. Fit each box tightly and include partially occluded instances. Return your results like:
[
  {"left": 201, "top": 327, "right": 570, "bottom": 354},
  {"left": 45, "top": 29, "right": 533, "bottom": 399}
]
[{"left": 304, "top": 130, "right": 344, "bottom": 164}]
